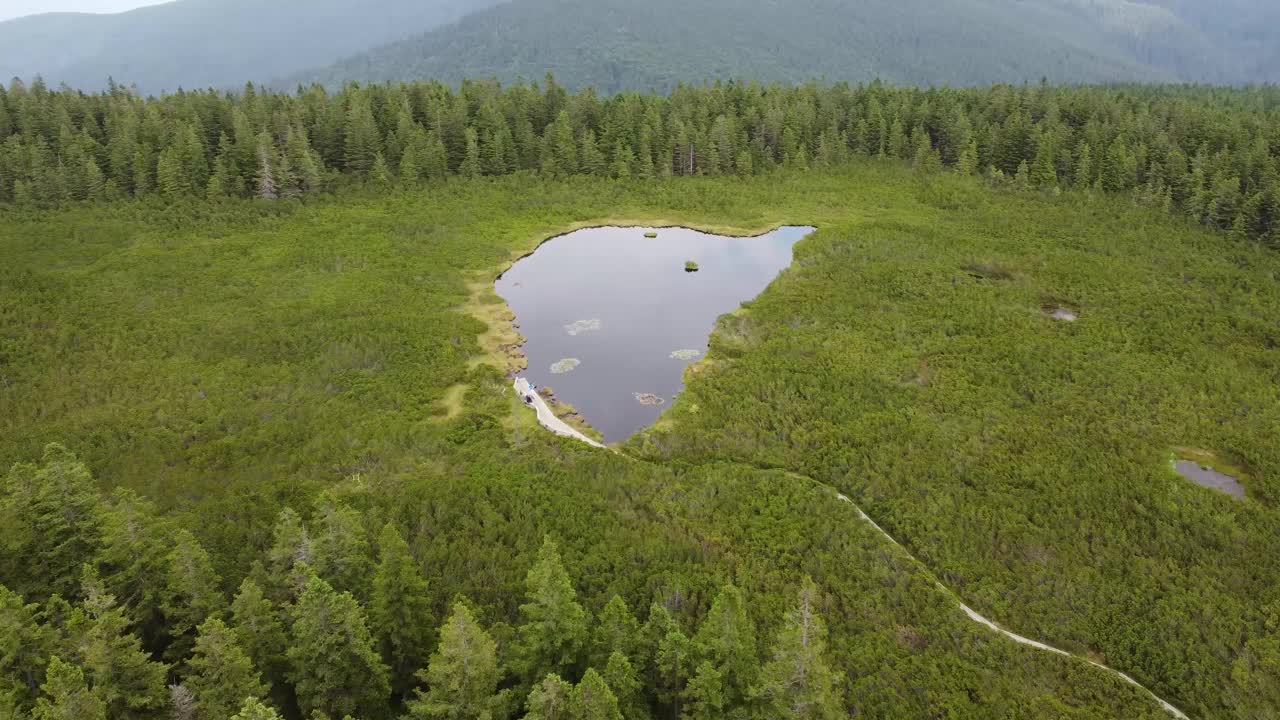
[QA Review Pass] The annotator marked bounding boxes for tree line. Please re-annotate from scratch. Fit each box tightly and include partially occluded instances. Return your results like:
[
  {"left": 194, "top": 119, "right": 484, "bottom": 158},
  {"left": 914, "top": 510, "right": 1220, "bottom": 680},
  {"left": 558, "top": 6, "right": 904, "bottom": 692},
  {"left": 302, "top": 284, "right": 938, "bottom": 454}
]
[
  {"left": 0, "top": 76, "right": 1278, "bottom": 244},
  {"left": 1, "top": 444, "right": 842, "bottom": 720}
]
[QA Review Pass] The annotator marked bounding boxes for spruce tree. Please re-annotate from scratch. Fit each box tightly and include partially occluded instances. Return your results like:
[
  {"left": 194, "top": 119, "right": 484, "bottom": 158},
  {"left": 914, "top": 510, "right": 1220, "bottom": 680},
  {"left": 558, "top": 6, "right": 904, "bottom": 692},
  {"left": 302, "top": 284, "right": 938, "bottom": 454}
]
[
  {"left": 638, "top": 604, "right": 678, "bottom": 695},
  {"left": 886, "top": 117, "right": 909, "bottom": 160},
  {"left": 1030, "top": 135, "right": 1058, "bottom": 189},
  {"left": 206, "top": 154, "right": 231, "bottom": 198},
  {"left": 255, "top": 131, "right": 279, "bottom": 201},
  {"left": 547, "top": 112, "right": 577, "bottom": 177},
  {"left": 208, "top": 132, "right": 240, "bottom": 196},
  {"left": 261, "top": 508, "right": 311, "bottom": 602},
  {"left": 995, "top": 111, "right": 1033, "bottom": 174},
  {"left": 524, "top": 674, "right": 572, "bottom": 720},
  {"left": 1014, "top": 160, "right": 1031, "bottom": 190},
  {"left": 459, "top": 129, "right": 482, "bottom": 179},
  {"left": 398, "top": 128, "right": 427, "bottom": 185},
  {"left": 910, "top": 125, "right": 938, "bottom": 172},
  {"left": 636, "top": 133, "right": 655, "bottom": 178},
  {"left": 578, "top": 129, "right": 604, "bottom": 176},
  {"left": 1074, "top": 142, "right": 1094, "bottom": 190},
  {"left": 228, "top": 579, "right": 287, "bottom": 703},
  {"left": 82, "top": 158, "right": 105, "bottom": 200},
  {"left": 956, "top": 140, "right": 979, "bottom": 176},
  {"left": 155, "top": 147, "right": 186, "bottom": 197},
  {"left": 591, "top": 596, "right": 640, "bottom": 669},
  {"left": 311, "top": 494, "right": 373, "bottom": 600},
  {"left": 681, "top": 661, "right": 724, "bottom": 720},
  {"left": 286, "top": 575, "right": 389, "bottom": 719},
  {"left": 406, "top": 602, "right": 502, "bottom": 720},
  {"left": 184, "top": 617, "right": 268, "bottom": 720},
  {"left": 610, "top": 142, "right": 633, "bottom": 179},
  {"left": 423, "top": 131, "right": 449, "bottom": 179},
  {"left": 94, "top": 490, "right": 169, "bottom": 651},
  {"left": 568, "top": 668, "right": 621, "bottom": 720},
  {"left": 1101, "top": 138, "right": 1132, "bottom": 193},
  {"left": 601, "top": 652, "right": 646, "bottom": 720},
  {"left": 691, "top": 585, "right": 758, "bottom": 709},
  {"left": 0, "top": 444, "right": 103, "bottom": 600},
  {"left": 370, "top": 523, "right": 434, "bottom": 698},
  {"left": 371, "top": 152, "right": 393, "bottom": 188},
  {"left": 230, "top": 697, "right": 283, "bottom": 720},
  {"left": 653, "top": 627, "right": 690, "bottom": 717},
  {"left": 516, "top": 538, "right": 589, "bottom": 683},
  {"left": 0, "top": 584, "right": 50, "bottom": 711},
  {"left": 175, "top": 122, "right": 209, "bottom": 191},
  {"left": 160, "top": 530, "right": 224, "bottom": 665},
  {"left": 756, "top": 579, "right": 841, "bottom": 719},
  {"left": 343, "top": 98, "right": 381, "bottom": 174},
  {"left": 285, "top": 125, "right": 321, "bottom": 195},
  {"left": 32, "top": 657, "right": 105, "bottom": 720},
  {"left": 73, "top": 573, "right": 169, "bottom": 720}
]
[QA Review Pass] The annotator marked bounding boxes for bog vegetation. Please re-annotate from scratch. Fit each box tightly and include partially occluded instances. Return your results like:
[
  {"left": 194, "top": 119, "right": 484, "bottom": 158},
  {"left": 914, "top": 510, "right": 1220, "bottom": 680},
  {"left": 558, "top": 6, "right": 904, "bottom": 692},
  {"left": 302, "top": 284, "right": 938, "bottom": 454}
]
[{"left": 1, "top": 81, "right": 1278, "bottom": 720}]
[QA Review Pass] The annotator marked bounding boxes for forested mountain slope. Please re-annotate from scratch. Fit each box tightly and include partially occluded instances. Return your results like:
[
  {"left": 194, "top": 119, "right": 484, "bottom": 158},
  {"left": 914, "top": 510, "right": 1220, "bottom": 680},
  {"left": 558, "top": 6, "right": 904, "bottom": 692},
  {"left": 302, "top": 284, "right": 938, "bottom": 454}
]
[
  {"left": 0, "top": 0, "right": 500, "bottom": 94},
  {"left": 290, "top": 0, "right": 1280, "bottom": 91}
]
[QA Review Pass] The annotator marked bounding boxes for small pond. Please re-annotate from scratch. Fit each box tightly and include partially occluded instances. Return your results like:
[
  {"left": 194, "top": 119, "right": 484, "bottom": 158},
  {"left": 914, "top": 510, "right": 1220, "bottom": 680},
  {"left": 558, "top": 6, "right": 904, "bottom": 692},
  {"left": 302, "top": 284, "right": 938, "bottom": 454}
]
[
  {"left": 1174, "top": 460, "right": 1246, "bottom": 499},
  {"left": 497, "top": 225, "right": 815, "bottom": 442}
]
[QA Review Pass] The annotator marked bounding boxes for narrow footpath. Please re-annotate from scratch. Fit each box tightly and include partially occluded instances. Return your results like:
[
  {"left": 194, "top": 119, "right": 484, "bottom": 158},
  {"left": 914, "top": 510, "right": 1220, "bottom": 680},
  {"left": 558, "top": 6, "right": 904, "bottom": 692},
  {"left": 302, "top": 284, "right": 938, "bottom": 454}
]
[
  {"left": 834, "top": 494, "right": 1190, "bottom": 720},
  {"left": 513, "top": 381, "right": 1192, "bottom": 719},
  {"left": 514, "top": 378, "right": 605, "bottom": 448}
]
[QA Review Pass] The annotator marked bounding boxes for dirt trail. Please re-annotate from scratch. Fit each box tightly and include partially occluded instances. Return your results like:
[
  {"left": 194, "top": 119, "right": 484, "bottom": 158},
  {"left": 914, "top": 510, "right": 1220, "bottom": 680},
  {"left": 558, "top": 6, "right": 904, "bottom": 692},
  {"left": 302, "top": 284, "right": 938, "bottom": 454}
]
[
  {"left": 835, "top": 494, "right": 1190, "bottom": 720},
  {"left": 513, "top": 378, "right": 605, "bottom": 448},
  {"left": 513, "top": 384, "right": 1190, "bottom": 719}
]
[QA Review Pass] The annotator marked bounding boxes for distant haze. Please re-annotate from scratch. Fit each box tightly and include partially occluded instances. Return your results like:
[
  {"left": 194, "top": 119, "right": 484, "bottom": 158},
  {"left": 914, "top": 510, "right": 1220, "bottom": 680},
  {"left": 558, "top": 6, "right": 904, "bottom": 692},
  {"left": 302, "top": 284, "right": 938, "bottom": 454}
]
[{"left": 0, "top": 0, "right": 169, "bottom": 22}]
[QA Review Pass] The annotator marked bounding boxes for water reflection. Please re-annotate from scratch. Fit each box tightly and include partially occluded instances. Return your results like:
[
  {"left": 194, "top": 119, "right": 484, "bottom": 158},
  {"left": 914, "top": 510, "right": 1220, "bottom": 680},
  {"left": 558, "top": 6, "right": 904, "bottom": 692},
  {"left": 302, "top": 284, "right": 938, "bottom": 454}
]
[
  {"left": 1173, "top": 460, "right": 1246, "bottom": 499},
  {"left": 497, "top": 225, "right": 814, "bottom": 441}
]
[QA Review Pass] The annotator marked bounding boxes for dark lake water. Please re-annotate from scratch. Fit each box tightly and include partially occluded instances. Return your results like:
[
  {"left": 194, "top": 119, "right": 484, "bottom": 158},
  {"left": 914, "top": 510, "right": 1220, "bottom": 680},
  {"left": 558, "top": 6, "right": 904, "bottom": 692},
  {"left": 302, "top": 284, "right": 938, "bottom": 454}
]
[
  {"left": 496, "top": 225, "right": 814, "bottom": 442},
  {"left": 1174, "top": 460, "right": 1246, "bottom": 499}
]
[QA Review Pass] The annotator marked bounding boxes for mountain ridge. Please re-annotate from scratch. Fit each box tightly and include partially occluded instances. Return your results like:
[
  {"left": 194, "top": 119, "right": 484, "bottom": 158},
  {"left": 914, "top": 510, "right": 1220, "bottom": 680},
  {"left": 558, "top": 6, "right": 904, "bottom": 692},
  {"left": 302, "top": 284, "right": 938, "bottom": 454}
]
[
  {"left": 0, "top": 0, "right": 502, "bottom": 93},
  {"left": 285, "top": 0, "right": 1279, "bottom": 91}
]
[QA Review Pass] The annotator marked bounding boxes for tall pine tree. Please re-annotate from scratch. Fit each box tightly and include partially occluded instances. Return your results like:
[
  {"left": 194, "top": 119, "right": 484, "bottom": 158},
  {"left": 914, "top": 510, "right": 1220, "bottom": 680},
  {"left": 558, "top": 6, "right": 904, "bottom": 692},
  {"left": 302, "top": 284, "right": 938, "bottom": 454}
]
[
  {"left": 516, "top": 538, "right": 589, "bottom": 684},
  {"left": 756, "top": 579, "right": 842, "bottom": 719},
  {"left": 184, "top": 617, "right": 269, "bottom": 720},
  {"left": 286, "top": 576, "right": 389, "bottom": 719},
  {"left": 405, "top": 601, "right": 503, "bottom": 720},
  {"left": 370, "top": 523, "right": 434, "bottom": 698}
]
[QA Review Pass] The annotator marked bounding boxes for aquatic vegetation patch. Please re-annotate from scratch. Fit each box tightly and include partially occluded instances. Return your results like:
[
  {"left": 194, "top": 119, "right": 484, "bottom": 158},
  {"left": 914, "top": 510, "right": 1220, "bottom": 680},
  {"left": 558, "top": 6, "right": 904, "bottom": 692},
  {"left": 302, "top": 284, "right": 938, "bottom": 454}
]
[
  {"left": 550, "top": 358, "right": 581, "bottom": 374},
  {"left": 634, "top": 393, "right": 666, "bottom": 406},
  {"left": 564, "top": 318, "right": 602, "bottom": 336}
]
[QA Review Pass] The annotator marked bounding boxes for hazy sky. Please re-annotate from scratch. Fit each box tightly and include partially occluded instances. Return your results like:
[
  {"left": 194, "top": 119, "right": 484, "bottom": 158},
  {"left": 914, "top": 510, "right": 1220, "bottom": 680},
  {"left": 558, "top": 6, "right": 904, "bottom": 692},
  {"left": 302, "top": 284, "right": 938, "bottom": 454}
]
[{"left": 0, "top": 0, "right": 170, "bottom": 22}]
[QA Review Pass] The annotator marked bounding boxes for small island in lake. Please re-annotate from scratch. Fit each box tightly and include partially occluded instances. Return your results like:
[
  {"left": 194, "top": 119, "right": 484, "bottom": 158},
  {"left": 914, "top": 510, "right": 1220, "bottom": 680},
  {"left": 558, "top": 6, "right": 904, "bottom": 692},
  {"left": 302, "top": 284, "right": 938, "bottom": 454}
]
[{"left": 685, "top": 260, "right": 700, "bottom": 272}]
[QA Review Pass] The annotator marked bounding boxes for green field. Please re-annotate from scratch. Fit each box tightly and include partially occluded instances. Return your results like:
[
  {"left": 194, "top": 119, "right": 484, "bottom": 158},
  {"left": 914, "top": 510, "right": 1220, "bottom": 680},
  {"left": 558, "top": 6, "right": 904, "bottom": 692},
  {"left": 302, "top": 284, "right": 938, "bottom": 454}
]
[{"left": 2, "top": 163, "right": 1278, "bottom": 718}]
